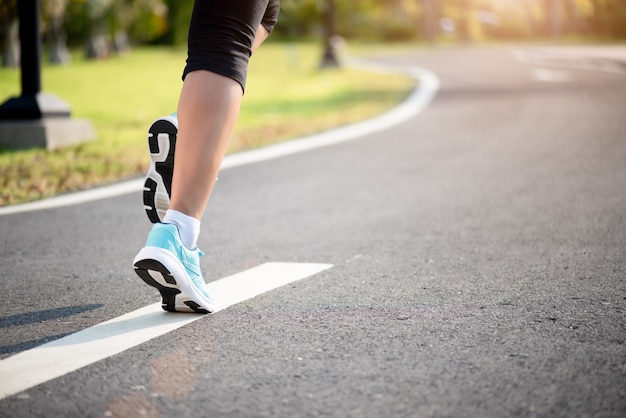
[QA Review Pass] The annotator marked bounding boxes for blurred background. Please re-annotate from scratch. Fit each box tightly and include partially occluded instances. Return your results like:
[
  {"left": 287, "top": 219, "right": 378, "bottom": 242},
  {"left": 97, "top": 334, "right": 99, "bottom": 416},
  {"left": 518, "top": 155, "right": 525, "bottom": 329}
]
[{"left": 1, "top": 0, "right": 625, "bottom": 67}]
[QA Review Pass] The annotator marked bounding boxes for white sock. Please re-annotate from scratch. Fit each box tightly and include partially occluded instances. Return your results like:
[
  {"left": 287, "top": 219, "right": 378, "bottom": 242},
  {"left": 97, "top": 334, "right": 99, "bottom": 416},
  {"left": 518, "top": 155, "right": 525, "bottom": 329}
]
[{"left": 162, "top": 209, "right": 201, "bottom": 250}]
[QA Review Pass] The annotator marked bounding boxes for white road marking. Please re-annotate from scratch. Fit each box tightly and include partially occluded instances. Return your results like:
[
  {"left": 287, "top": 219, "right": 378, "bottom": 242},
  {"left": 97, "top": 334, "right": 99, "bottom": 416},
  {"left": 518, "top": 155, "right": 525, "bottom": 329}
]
[
  {"left": 0, "top": 179, "right": 145, "bottom": 216},
  {"left": 0, "top": 60, "right": 439, "bottom": 217},
  {"left": 511, "top": 48, "right": 625, "bottom": 74},
  {"left": 532, "top": 68, "right": 570, "bottom": 83},
  {"left": 0, "top": 262, "right": 332, "bottom": 400},
  {"left": 221, "top": 60, "right": 439, "bottom": 169}
]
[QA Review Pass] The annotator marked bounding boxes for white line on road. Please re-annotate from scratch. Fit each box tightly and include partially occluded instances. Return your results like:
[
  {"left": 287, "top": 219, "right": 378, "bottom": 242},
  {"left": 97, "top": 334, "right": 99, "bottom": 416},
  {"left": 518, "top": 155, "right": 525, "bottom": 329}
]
[
  {"left": 0, "top": 262, "right": 332, "bottom": 400},
  {"left": 531, "top": 68, "right": 571, "bottom": 83},
  {"left": 0, "top": 60, "right": 439, "bottom": 217},
  {"left": 511, "top": 48, "right": 625, "bottom": 74}
]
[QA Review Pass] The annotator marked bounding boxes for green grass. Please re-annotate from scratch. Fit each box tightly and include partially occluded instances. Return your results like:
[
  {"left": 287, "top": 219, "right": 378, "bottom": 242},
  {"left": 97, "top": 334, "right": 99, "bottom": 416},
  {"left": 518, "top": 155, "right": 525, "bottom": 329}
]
[{"left": 0, "top": 42, "right": 415, "bottom": 206}]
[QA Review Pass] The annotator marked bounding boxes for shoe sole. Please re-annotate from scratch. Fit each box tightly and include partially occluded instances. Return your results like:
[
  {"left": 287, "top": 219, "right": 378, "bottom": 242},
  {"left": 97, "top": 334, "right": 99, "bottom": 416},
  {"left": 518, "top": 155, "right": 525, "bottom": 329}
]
[
  {"left": 144, "top": 116, "right": 177, "bottom": 224},
  {"left": 133, "top": 246, "right": 215, "bottom": 314}
]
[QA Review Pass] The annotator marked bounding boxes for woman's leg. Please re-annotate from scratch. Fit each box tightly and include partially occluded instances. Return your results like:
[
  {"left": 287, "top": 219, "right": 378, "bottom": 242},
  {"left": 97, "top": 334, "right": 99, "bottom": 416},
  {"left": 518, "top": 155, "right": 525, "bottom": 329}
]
[
  {"left": 133, "top": 1, "right": 278, "bottom": 314},
  {"left": 170, "top": 25, "right": 270, "bottom": 220},
  {"left": 169, "top": 70, "right": 242, "bottom": 220}
]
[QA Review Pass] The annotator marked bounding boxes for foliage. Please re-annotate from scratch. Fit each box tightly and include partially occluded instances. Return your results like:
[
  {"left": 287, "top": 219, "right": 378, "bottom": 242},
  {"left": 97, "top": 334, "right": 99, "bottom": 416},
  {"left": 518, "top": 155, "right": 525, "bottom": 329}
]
[
  {"left": 157, "top": 0, "right": 194, "bottom": 45},
  {"left": 455, "top": 0, "right": 626, "bottom": 40},
  {"left": 1, "top": 0, "right": 625, "bottom": 58},
  {"left": 0, "top": 0, "right": 17, "bottom": 62},
  {"left": 276, "top": 0, "right": 626, "bottom": 42},
  {"left": 53, "top": 0, "right": 169, "bottom": 50},
  {"left": 273, "top": 0, "right": 321, "bottom": 39}
]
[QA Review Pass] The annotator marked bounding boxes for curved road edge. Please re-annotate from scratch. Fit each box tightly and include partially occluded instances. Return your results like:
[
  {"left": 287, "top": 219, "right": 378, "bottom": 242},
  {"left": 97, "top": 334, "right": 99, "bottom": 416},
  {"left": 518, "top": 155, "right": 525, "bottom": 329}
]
[{"left": 0, "top": 59, "right": 440, "bottom": 217}]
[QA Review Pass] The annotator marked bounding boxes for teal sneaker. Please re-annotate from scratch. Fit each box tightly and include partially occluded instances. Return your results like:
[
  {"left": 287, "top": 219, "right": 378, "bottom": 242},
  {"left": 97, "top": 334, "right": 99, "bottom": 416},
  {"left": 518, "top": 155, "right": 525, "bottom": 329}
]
[
  {"left": 143, "top": 115, "right": 177, "bottom": 224},
  {"left": 133, "top": 223, "right": 215, "bottom": 313}
]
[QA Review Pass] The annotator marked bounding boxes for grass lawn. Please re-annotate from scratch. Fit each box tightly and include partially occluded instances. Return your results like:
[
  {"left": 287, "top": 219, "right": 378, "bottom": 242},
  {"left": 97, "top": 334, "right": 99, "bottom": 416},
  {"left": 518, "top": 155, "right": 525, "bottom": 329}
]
[{"left": 0, "top": 42, "right": 415, "bottom": 206}]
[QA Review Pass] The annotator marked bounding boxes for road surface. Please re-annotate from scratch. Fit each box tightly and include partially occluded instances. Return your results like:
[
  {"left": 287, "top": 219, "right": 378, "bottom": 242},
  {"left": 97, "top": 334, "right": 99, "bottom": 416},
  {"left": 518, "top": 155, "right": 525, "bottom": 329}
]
[{"left": 1, "top": 45, "right": 625, "bottom": 417}]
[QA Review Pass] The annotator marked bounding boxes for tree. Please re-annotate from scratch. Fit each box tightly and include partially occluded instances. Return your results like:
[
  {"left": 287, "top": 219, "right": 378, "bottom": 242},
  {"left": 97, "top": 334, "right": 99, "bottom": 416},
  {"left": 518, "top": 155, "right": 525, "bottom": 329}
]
[
  {"left": 421, "top": 0, "right": 438, "bottom": 43},
  {"left": 160, "top": 0, "right": 194, "bottom": 45},
  {"left": 84, "top": 0, "right": 112, "bottom": 59},
  {"left": 42, "top": 0, "right": 70, "bottom": 64},
  {"left": 319, "top": 0, "right": 339, "bottom": 68},
  {"left": 0, "top": 0, "right": 18, "bottom": 67}
]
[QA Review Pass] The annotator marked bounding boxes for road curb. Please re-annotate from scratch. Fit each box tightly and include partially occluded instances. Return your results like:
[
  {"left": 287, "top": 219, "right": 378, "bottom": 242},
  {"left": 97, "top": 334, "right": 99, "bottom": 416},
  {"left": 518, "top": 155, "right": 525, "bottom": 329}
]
[{"left": 0, "top": 59, "right": 440, "bottom": 217}]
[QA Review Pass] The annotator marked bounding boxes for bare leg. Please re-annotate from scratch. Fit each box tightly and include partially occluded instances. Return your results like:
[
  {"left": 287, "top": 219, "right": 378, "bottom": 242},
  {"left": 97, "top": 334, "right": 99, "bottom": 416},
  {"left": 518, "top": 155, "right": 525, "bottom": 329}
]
[
  {"left": 134, "top": 13, "right": 276, "bottom": 313},
  {"left": 252, "top": 25, "right": 270, "bottom": 52},
  {"left": 169, "top": 71, "right": 242, "bottom": 219},
  {"left": 170, "top": 25, "right": 269, "bottom": 220}
]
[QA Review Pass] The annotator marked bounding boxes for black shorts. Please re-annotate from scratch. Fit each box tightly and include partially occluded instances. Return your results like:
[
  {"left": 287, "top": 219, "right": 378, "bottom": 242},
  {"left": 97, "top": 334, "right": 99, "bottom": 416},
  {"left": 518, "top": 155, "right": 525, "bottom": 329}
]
[{"left": 183, "top": 0, "right": 280, "bottom": 92}]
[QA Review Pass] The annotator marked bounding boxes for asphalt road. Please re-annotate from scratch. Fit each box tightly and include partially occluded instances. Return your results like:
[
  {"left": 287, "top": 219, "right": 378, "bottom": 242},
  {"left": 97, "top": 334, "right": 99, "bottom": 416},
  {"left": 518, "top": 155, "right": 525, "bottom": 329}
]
[{"left": 1, "top": 46, "right": 625, "bottom": 417}]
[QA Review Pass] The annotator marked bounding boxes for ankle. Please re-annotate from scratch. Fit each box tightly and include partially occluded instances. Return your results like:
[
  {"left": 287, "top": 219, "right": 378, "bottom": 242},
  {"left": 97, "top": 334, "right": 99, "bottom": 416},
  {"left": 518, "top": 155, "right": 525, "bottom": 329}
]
[{"left": 162, "top": 209, "right": 200, "bottom": 250}]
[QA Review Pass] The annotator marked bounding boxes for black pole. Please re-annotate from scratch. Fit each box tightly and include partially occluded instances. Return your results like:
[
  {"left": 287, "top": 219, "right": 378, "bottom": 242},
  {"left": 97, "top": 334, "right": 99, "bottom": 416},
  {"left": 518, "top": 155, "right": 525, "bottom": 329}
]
[
  {"left": 20, "top": 0, "right": 42, "bottom": 96},
  {"left": 0, "top": 0, "right": 86, "bottom": 149},
  {"left": 0, "top": 0, "right": 55, "bottom": 119}
]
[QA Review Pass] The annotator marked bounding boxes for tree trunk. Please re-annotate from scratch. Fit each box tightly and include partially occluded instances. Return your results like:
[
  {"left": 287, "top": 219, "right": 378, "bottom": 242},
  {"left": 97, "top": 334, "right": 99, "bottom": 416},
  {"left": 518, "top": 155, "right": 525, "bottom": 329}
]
[
  {"left": 2, "top": 20, "right": 19, "bottom": 67},
  {"left": 548, "top": 0, "right": 561, "bottom": 38},
  {"left": 319, "top": 0, "right": 339, "bottom": 69},
  {"left": 421, "top": 0, "right": 437, "bottom": 44}
]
